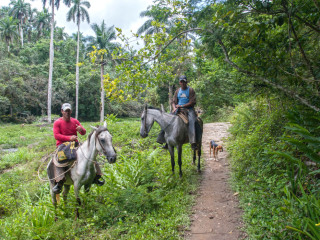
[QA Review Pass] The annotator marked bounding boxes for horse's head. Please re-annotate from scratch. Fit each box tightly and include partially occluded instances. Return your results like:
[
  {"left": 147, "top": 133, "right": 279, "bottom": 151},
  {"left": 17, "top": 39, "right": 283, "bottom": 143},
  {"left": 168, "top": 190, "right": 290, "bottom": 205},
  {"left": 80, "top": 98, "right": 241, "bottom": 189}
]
[
  {"left": 140, "top": 105, "right": 154, "bottom": 138},
  {"left": 91, "top": 121, "right": 117, "bottom": 164}
]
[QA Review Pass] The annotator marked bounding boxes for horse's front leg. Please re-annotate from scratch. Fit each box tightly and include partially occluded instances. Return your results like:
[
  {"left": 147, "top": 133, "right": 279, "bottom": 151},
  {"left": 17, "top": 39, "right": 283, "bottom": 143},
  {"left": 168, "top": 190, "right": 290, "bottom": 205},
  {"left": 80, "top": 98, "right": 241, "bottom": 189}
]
[
  {"left": 84, "top": 184, "right": 91, "bottom": 193},
  {"left": 62, "top": 184, "right": 70, "bottom": 203},
  {"left": 193, "top": 149, "right": 196, "bottom": 165},
  {"left": 197, "top": 146, "right": 201, "bottom": 173},
  {"left": 177, "top": 145, "right": 183, "bottom": 177},
  {"left": 168, "top": 145, "right": 175, "bottom": 174},
  {"left": 49, "top": 183, "right": 59, "bottom": 221},
  {"left": 73, "top": 183, "right": 81, "bottom": 219}
]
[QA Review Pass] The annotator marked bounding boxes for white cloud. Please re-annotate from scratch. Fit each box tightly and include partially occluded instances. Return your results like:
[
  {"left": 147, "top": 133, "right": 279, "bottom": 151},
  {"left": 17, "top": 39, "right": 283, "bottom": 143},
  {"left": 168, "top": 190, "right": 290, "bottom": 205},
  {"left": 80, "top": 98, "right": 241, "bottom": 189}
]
[{"left": 1, "top": 0, "right": 153, "bottom": 38}]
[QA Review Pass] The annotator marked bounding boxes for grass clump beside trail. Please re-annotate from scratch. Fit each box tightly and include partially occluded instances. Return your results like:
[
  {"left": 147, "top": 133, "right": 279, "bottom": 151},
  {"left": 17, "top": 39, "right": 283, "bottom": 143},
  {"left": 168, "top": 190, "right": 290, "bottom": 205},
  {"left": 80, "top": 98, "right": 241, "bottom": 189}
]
[
  {"left": 0, "top": 117, "right": 202, "bottom": 239},
  {"left": 227, "top": 97, "right": 320, "bottom": 239}
]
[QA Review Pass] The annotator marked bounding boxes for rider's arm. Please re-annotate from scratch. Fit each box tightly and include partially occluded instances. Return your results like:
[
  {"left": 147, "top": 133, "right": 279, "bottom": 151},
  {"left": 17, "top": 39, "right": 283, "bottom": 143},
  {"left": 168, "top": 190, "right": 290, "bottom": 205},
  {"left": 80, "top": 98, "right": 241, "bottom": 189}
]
[
  {"left": 172, "top": 90, "right": 179, "bottom": 112},
  {"left": 75, "top": 120, "right": 86, "bottom": 135}
]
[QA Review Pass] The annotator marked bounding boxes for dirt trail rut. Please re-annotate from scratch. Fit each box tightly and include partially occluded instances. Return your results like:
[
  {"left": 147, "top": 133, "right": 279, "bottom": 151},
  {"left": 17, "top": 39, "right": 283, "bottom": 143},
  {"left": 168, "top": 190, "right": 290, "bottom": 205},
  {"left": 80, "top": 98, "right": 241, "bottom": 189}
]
[{"left": 185, "top": 122, "right": 246, "bottom": 240}]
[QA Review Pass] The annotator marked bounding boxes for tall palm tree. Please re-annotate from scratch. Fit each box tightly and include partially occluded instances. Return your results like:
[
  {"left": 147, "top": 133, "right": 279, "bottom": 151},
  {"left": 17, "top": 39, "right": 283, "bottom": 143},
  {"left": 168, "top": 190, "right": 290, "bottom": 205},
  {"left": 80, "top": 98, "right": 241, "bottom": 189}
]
[
  {"left": 0, "top": 7, "right": 11, "bottom": 19},
  {"left": 66, "top": 0, "right": 90, "bottom": 119},
  {"left": 9, "top": 0, "right": 31, "bottom": 47},
  {"left": 88, "top": 21, "right": 119, "bottom": 122},
  {"left": 0, "top": 16, "right": 18, "bottom": 52},
  {"left": 137, "top": 6, "right": 175, "bottom": 36},
  {"left": 33, "top": 8, "right": 50, "bottom": 39},
  {"left": 25, "top": 7, "right": 37, "bottom": 42},
  {"left": 42, "top": 0, "right": 70, "bottom": 123}
]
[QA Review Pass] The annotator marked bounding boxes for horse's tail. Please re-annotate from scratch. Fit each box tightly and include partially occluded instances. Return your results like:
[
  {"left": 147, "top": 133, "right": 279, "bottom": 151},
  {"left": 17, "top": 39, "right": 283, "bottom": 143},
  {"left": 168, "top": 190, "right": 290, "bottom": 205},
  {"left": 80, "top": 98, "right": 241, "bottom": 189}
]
[
  {"left": 47, "top": 158, "right": 57, "bottom": 185},
  {"left": 197, "top": 117, "right": 204, "bottom": 130},
  {"left": 56, "top": 194, "right": 60, "bottom": 204}
]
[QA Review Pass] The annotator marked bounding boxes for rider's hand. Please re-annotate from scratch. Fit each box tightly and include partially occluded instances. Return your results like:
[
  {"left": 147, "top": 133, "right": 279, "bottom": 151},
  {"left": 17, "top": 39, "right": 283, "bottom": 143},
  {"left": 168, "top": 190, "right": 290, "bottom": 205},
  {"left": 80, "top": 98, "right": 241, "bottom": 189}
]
[
  {"left": 76, "top": 125, "right": 83, "bottom": 133},
  {"left": 70, "top": 135, "right": 78, "bottom": 141},
  {"left": 172, "top": 106, "right": 178, "bottom": 112}
]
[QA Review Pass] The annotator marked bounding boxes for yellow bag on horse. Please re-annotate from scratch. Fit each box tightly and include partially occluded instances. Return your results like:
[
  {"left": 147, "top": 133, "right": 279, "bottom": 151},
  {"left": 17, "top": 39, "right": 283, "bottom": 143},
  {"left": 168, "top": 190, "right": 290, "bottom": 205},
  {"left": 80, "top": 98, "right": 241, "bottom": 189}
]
[{"left": 57, "top": 141, "right": 77, "bottom": 163}]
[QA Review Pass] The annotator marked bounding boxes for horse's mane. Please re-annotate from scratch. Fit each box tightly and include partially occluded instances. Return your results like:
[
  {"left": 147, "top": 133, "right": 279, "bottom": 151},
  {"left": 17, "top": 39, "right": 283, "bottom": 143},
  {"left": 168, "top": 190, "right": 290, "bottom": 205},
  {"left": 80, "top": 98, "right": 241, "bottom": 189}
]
[
  {"left": 147, "top": 106, "right": 161, "bottom": 111},
  {"left": 87, "top": 125, "right": 108, "bottom": 147}
]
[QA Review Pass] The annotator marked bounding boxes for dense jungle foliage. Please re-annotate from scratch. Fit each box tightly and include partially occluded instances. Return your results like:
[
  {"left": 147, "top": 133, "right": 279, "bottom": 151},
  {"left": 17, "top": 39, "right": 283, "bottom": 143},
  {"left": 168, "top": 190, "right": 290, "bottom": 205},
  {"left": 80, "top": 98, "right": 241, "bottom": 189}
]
[
  {"left": 0, "top": 118, "right": 201, "bottom": 239},
  {"left": 1, "top": 0, "right": 320, "bottom": 239}
]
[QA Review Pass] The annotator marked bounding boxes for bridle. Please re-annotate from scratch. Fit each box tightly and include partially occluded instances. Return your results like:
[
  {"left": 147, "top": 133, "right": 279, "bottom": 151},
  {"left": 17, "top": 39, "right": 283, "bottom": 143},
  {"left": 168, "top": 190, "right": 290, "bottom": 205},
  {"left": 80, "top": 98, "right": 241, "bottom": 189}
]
[
  {"left": 78, "top": 127, "right": 116, "bottom": 163},
  {"left": 95, "top": 127, "right": 116, "bottom": 157},
  {"left": 142, "top": 108, "right": 176, "bottom": 136}
]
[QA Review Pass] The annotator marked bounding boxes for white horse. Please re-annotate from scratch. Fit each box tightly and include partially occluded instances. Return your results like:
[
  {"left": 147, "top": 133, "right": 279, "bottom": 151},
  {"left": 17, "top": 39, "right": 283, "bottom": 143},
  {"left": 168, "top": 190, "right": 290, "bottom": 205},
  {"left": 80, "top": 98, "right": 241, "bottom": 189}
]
[
  {"left": 140, "top": 106, "right": 202, "bottom": 177},
  {"left": 47, "top": 121, "right": 116, "bottom": 217}
]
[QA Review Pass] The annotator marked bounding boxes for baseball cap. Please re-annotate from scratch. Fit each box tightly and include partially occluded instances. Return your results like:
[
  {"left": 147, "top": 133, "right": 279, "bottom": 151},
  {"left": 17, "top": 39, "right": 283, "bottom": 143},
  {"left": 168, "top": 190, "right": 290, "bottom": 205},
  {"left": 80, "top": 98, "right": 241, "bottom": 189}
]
[
  {"left": 61, "top": 103, "right": 72, "bottom": 111},
  {"left": 179, "top": 75, "right": 187, "bottom": 82}
]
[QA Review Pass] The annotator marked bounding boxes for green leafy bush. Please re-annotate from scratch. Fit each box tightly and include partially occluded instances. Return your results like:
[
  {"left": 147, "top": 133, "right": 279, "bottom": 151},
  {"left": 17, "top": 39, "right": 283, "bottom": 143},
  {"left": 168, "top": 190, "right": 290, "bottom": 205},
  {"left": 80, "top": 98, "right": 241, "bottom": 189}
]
[{"left": 228, "top": 97, "right": 320, "bottom": 239}]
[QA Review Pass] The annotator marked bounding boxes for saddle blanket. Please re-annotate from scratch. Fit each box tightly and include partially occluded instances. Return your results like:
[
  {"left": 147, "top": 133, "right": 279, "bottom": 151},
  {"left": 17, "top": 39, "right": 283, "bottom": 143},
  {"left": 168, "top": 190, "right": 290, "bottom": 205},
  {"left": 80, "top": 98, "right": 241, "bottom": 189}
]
[
  {"left": 176, "top": 109, "right": 203, "bottom": 126},
  {"left": 57, "top": 141, "right": 77, "bottom": 164},
  {"left": 177, "top": 112, "right": 188, "bottom": 124}
]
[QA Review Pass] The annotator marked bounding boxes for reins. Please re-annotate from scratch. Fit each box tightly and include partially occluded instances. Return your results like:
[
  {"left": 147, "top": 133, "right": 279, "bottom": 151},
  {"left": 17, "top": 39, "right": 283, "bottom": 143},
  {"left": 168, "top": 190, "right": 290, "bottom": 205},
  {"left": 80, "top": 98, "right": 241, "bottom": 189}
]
[{"left": 143, "top": 108, "right": 177, "bottom": 135}]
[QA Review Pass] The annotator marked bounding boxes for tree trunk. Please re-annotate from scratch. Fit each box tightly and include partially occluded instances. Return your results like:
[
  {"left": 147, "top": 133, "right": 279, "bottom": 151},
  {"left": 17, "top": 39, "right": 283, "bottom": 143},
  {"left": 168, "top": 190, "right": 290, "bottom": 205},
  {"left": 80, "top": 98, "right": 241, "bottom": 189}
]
[
  {"left": 168, "top": 83, "right": 173, "bottom": 112},
  {"left": 100, "top": 63, "right": 105, "bottom": 123},
  {"left": 19, "top": 19, "right": 23, "bottom": 47},
  {"left": 47, "top": 1, "right": 55, "bottom": 123},
  {"left": 75, "top": 23, "right": 80, "bottom": 120}
]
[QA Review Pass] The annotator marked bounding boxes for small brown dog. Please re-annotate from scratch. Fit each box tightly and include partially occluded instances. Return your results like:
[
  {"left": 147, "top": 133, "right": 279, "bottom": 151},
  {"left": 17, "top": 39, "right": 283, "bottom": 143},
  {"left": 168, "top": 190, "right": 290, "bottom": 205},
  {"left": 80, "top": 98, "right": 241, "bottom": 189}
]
[{"left": 210, "top": 140, "right": 223, "bottom": 160}]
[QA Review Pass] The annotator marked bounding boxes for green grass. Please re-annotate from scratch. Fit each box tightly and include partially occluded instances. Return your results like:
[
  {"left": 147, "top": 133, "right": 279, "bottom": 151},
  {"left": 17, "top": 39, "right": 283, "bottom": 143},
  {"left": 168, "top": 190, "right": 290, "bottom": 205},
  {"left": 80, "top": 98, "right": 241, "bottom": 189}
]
[{"left": 0, "top": 118, "right": 202, "bottom": 239}]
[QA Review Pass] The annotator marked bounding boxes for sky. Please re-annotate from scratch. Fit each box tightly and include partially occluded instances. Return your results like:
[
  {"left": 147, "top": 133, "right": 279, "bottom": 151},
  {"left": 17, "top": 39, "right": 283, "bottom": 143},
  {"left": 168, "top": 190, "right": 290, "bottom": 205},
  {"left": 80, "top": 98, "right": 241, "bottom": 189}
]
[{"left": 0, "top": 0, "right": 153, "bottom": 39}]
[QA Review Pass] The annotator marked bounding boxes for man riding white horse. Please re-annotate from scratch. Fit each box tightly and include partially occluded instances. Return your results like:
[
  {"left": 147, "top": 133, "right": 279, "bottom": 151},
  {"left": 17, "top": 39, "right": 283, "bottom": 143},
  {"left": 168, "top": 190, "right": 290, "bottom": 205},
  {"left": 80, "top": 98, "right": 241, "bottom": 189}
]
[
  {"left": 157, "top": 75, "right": 198, "bottom": 149},
  {"left": 52, "top": 103, "right": 104, "bottom": 194}
]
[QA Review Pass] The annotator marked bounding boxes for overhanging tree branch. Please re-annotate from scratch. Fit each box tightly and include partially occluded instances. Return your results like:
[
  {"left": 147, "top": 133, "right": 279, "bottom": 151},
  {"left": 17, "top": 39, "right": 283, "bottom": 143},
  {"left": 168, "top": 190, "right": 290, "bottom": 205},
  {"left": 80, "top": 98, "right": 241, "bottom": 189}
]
[
  {"left": 288, "top": 17, "right": 317, "bottom": 82},
  {"left": 294, "top": 15, "right": 320, "bottom": 34},
  {"left": 217, "top": 38, "right": 320, "bottom": 112},
  {"left": 140, "top": 28, "right": 203, "bottom": 67}
]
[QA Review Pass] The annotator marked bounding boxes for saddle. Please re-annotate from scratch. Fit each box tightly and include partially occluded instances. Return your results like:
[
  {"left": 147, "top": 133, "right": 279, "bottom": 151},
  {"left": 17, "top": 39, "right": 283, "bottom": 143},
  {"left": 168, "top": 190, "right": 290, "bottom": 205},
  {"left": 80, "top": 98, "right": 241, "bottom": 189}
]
[
  {"left": 176, "top": 108, "right": 189, "bottom": 124},
  {"left": 176, "top": 108, "right": 202, "bottom": 125},
  {"left": 53, "top": 141, "right": 78, "bottom": 167}
]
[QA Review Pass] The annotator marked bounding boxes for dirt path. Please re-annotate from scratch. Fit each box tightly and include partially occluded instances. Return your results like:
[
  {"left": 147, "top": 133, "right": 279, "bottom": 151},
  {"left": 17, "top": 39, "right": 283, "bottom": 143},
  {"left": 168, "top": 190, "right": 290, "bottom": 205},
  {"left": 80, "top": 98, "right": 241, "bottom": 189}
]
[{"left": 185, "top": 122, "right": 246, "bottom": 240}]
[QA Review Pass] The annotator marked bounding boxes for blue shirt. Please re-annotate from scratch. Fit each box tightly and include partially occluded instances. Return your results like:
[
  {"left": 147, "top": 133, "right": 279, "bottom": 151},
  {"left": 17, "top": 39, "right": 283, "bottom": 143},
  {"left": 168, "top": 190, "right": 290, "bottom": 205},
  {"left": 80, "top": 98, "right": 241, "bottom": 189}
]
[{"left": 177, "top": 87, "right": 190, "bottom": 106}]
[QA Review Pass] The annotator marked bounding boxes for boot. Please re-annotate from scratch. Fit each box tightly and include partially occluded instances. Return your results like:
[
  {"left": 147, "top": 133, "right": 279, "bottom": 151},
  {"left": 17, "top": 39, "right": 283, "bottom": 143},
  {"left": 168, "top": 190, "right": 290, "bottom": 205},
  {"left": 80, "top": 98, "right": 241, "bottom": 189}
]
[
  {"left": 52, "top": 181, "right": 63, "bottom": 194},
  {"left": 94, "top": 175, "right": 105, "bottom": 186}
]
